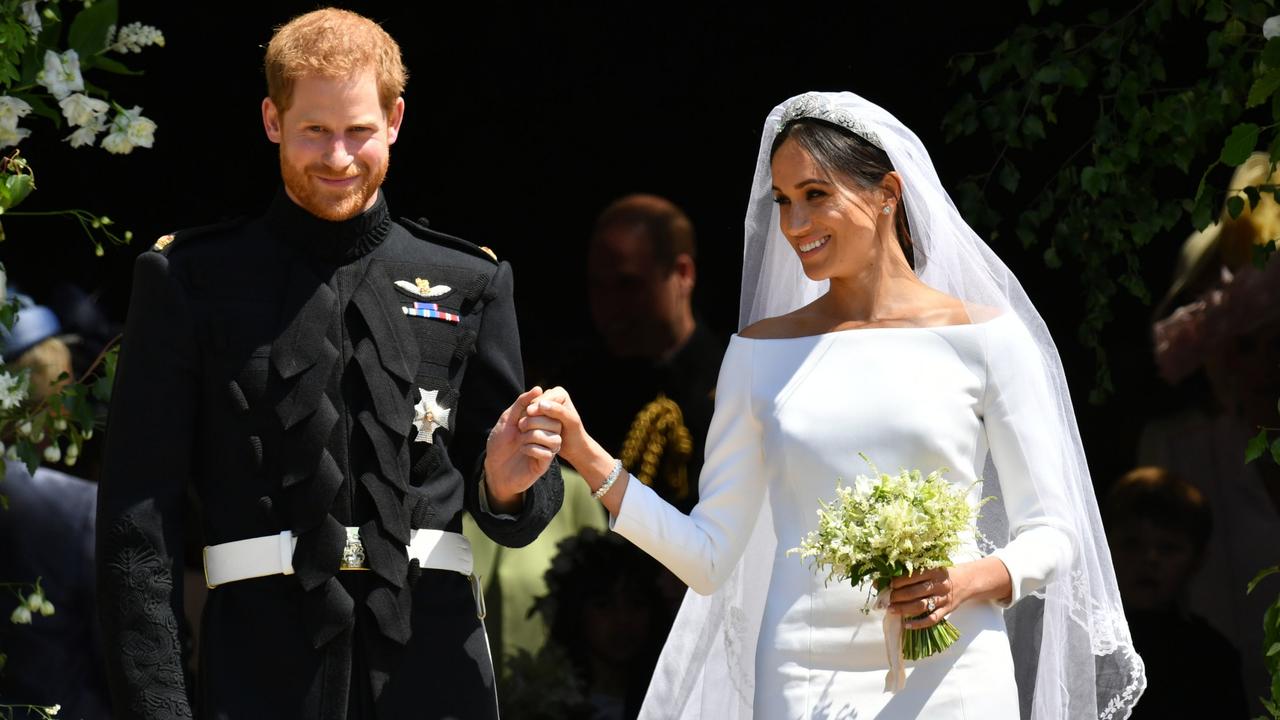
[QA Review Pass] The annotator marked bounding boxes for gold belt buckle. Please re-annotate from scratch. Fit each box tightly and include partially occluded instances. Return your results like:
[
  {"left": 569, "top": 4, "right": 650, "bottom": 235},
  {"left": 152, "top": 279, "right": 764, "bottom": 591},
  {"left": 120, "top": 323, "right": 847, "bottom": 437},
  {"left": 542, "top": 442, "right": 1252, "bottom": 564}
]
[{"left": 340, "top": 527, "right": 368, "bottom": 571}]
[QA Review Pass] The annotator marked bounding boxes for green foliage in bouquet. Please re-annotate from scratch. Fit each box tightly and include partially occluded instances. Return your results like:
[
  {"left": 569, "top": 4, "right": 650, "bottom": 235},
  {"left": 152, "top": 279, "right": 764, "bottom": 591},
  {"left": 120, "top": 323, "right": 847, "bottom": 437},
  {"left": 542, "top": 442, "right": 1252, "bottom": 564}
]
[{"left": 789, "top": 454, "right": 989, "bottom": 661}]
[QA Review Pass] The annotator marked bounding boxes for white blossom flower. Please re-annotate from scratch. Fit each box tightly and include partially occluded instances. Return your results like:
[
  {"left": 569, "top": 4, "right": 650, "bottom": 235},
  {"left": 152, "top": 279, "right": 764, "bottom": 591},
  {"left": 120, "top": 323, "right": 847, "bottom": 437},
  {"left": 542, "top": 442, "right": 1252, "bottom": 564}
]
[
  {"left": 10, "top": 605, "right": 32, "bottom": 625},
  {"left": 102, "top": 105, "right": 156, "bottom": 154},
  {"left": 58, "top": 93, "right": 108, "bottom": 128},
  {"left": 43, "top": 444, "right": 60, "bottom": 463},
  {"left": 0, "top": 96, "right": 33, "bottom": 130},
  {"left": 25, "top": 592, "right": 42, "bottom": 612},
  {"left": 101, "top": 131, "right": 131, "bottom": 154},
  {"left": 0, "top": 124, "right": 30, "bottom": 148},
  {"left": 0, "top": 371, "right": 28, "bottom": 410},
  {"left": 45, "top": 705, "right": 60, "bottom": 717},
  {"left": 66, "top": 124, "right": 99, "bottom": 148},
  {"left": 36, "top": 49, "right": 84, "bottom": 100},
  {"left": 39, "top": 599, "right": 54, "bottom": 616},
  {"left": 109, "top": 22, "right": 165, "bottom": 54},
  {"left": 21, "top": 1, "right": 41, "bottom": 34},
  {"left": 0, "top": 96, "right": 34, "bottom": 145},
  {"left": 16, "top": 420, "right": 32, "bottom": 436},
  {"left": 1266, "top": 15, "right": 1280, "bottom": 40}
]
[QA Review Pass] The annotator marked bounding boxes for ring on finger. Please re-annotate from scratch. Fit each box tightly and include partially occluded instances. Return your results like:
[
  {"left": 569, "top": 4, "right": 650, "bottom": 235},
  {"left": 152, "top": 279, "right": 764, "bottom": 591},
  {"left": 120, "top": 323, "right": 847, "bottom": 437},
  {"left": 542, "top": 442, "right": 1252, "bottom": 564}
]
[{"left": 925, "top": 596, "right": 937, "bottom": 613}]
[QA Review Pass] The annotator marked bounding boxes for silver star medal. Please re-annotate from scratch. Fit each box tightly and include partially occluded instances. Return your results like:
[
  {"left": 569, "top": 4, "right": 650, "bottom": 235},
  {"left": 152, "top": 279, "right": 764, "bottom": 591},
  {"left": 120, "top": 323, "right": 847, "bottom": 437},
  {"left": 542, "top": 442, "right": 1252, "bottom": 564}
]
[{"left": 413, "top": 388, "right": 451, "bottom": 443}]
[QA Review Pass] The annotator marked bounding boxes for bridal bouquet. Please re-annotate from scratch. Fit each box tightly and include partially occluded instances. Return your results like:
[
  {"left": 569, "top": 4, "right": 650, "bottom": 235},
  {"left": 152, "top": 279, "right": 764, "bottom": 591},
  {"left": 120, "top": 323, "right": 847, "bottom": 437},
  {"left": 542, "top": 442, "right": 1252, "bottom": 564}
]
[{"left": 788, "top": 454, "right": 986, "bottom": 661}]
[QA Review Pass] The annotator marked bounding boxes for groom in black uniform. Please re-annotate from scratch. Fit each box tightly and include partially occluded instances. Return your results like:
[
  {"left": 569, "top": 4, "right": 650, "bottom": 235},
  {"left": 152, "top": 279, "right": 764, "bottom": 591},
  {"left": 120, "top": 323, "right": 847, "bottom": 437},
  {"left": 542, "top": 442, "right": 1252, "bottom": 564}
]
[{"left": 96, "top": 8, "right": 563, "bottom": 719}]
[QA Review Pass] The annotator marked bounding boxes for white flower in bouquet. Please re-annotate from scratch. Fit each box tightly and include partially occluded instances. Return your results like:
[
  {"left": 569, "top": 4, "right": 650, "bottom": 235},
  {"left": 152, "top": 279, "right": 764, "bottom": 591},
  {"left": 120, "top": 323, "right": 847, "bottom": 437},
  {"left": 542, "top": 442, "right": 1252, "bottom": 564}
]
[
  {"left": 788, "top": 453, "right": 988, "bottom": 662},
  {"left": 1265, "top": 15, "right": 1280, "bottom": 40},
  {"left": 109, "top": 22, "right": 165, "bottom": 54},
  {"left": 36, "top": 49, "right": 84, "bottom": 100},
  {"left": 0, "top": 124, "right": 31, "bottom": 148},
  {"left": 10, "top": 604, "right": 32, "bottom": 625},
  {"left": 66, "top": 116, "right": 106, "bottom": 148},
  {"left": 0, "top": 96, "right": 32, "bottom": 128},
  {"left": 21, "top": 1, "right": 41, "bottom": 34},
  {"left": 102, "top": 105, "right": 156, "bottom": 154},
  {"left": 0, "top": 96, "right": 33, "bottom": 147},
  {"left": 0, "top": 370, "right": 29, "bottom": 410},
  {"left": 59, "top": 93, "right": 109, "bottom": 128}
]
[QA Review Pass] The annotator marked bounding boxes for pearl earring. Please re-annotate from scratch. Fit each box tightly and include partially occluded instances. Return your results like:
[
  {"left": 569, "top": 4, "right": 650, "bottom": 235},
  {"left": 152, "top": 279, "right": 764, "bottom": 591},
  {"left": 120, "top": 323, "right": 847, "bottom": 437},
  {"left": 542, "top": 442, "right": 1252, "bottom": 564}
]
[{"left": 882, "top": 205, "right": 892, "bottom": 215}]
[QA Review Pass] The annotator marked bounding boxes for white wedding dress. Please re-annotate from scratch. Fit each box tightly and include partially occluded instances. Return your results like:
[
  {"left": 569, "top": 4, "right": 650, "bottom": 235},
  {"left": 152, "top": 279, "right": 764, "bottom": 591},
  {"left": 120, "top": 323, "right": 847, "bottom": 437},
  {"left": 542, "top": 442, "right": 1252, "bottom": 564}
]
[{"left": 612, "top": 313, "right": 1075, "bottom": 719}]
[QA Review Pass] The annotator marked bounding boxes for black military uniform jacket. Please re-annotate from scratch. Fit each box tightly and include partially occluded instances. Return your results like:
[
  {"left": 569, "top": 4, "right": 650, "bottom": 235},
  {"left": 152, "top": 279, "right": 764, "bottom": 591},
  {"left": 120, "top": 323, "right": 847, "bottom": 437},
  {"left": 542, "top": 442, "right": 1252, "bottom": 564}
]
[{"left": 96, "top": 191, "right": 563, "bottom": 720}]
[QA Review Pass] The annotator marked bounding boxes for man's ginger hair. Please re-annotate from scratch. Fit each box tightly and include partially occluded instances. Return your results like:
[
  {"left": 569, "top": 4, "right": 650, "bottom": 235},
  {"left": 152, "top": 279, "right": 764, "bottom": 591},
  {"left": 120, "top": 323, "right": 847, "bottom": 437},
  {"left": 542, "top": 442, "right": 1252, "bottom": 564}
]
[{"left": 264, "top": 8, "right": 407, "bottom": 116}]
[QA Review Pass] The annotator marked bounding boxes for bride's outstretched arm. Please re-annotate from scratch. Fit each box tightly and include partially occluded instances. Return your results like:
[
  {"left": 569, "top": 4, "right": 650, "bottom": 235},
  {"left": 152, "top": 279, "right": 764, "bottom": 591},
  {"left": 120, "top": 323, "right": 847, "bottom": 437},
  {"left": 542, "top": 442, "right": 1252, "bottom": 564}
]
[{"left": 528, "top": 339, "right": 766, "bottom": 595}]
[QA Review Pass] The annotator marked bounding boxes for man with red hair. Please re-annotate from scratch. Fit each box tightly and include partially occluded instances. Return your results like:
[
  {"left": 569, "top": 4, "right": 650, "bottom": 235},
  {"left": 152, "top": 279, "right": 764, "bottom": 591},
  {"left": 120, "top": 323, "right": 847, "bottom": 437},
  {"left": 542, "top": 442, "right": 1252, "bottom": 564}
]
[{"left": 97, "top": 9, "right": 563, "bottom": 719}]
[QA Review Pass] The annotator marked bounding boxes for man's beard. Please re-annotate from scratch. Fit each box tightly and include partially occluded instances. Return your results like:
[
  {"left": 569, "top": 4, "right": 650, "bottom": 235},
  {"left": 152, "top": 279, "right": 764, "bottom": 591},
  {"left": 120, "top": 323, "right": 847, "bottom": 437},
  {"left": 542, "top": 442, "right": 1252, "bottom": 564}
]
[{"left": 280, "top": 150, "right": 388, "bottom": 222}]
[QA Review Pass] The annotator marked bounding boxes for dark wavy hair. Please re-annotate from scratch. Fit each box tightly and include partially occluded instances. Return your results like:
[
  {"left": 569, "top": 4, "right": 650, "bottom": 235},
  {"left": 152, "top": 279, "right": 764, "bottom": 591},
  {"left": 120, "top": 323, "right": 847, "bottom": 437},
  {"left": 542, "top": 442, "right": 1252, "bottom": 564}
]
[{"left": 771, "top": 117, "right": 915, "bottom": 269}]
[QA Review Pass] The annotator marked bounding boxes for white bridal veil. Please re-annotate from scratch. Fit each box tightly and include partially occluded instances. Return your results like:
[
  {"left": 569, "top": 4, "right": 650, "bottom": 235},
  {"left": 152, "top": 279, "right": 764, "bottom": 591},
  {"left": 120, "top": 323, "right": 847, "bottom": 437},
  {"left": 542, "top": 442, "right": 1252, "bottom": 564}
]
[{"left": 638, "top": 92, "right": 1145, "bottom": 720}]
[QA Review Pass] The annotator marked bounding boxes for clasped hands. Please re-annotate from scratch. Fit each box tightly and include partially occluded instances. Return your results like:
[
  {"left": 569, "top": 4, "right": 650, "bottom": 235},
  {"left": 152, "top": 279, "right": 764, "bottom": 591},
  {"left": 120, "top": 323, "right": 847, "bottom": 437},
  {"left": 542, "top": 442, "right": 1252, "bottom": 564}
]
[
  {"left": 482, "top": 386, "right": 565, "bottom": 514},
  {"left": 481, "top": 385, "right": 616, "bottom": 514}
]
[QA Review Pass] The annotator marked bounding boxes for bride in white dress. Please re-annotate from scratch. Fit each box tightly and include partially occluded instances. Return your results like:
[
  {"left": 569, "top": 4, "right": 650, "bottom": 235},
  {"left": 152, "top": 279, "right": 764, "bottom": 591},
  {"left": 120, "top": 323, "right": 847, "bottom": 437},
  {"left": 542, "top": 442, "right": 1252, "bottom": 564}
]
[{"left": 530, "top": 92, "right": 1145, "bottom": 719}]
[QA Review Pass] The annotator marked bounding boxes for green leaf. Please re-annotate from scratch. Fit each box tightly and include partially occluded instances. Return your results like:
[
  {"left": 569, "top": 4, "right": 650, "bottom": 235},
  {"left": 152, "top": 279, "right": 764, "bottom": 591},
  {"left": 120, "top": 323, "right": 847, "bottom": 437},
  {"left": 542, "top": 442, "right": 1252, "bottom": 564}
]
[
  {"left": 1222, "top": 123, "right": 1261, "bottom": 166},
  {"left": 1081, "top": 166, "right": 1107, "bottom": 197},
  {"left": 67, "top": 0, "right": 118, "bottom": 57},
  {"left": 1247, "top": 429, "right": 1270, "bottom": 463},
  {"left": 978, "top": 63, "right": 1002, "bottom": 92},
  {"left": 1034, "top": 65, "right": 1061, "bottom": 84},
  {"left": 1205, "top": 0, "right": 1228, "bottom": 21},
  {"left": 1064, "top": 66, "right": 1089, "bottom": 89},
  {"left": 1041, "top": 93, "right": 1058, "bottom": 123},
  {"left": 999, "top": 162, "right": 1021, "bottom": 193},
  {"left": 1249, "top": 563, "right": 1280, "bottom": 591},
  {"left": 1022, "top": 114, "right": 1046, "bottom": 140},
  {"left": 1265, "top": 37, "right": 1280, "bottom": 68},
  {"left": 0, "top": 173, "right": 35, "bottom": 212},
  {"left": 1249, "top": 70, "right": 1280, "bottom": 108},
  {"left": 1043, "top": 246, "right": 1062, "bottom": 268},
  {"left": 1272, "top": 436, "right": 1280, "bottom": 465},
  {"left": 1224, "top": 17, "right": 1247, "bottom": 43},
  {"left": 83, "top": 54, "right": 141, "bottom": 76},
  {"left": 1269, "top": 642, "right": 1280, "bottom": 657},
  {"left": 1228, "top": 195, "right": 1246, "bottom": 218},
  {"left": 1029, "top": 0, "right": 1043, "bottom": 15}
]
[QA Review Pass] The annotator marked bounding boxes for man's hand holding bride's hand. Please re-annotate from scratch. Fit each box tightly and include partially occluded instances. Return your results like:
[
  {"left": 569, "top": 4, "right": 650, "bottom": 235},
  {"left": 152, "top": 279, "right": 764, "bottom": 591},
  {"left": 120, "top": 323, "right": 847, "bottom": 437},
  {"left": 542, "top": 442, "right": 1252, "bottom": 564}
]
[
  {"left": 483, "top": 386, "right": 563, "bottom": 514},
  {"left": 524, "top": 387, "right": 630, "bottom": 514},
  {"left": 520, "top": 386, "right": 592, "bottom": 467}
]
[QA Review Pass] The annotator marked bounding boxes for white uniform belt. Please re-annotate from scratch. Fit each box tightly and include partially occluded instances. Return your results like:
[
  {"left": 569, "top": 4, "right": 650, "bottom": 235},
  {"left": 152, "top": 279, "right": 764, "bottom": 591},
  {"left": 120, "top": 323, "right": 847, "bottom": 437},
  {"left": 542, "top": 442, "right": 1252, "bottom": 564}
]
[{"left": 203, "top": 528, "right": 473, "bottom": 589}]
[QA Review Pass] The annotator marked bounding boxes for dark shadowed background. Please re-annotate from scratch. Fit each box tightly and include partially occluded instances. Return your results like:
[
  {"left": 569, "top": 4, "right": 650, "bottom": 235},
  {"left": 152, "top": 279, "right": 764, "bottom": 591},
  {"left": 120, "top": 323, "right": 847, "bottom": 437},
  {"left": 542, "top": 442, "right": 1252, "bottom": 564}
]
[{"left": 0, "top": 0, "right": 1197, "bottom": 489}]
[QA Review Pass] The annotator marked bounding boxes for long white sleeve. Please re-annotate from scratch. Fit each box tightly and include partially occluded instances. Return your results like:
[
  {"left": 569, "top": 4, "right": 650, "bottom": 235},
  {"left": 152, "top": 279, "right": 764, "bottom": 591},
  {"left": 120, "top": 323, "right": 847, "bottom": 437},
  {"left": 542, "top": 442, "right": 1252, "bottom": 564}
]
[
  {"left": 982, "top": 318, "right": 1075, "bottom": 606},
  {"left": 611, "top": 338, "right": 766, "bottom": 595}
]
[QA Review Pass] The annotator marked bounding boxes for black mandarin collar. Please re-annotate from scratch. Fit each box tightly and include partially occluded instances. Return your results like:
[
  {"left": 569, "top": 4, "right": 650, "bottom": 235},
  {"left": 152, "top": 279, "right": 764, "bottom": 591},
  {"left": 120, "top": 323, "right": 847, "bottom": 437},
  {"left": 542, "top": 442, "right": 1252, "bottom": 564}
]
[{"left": 266, "top": 188, "right": 392, "bottom": 263}]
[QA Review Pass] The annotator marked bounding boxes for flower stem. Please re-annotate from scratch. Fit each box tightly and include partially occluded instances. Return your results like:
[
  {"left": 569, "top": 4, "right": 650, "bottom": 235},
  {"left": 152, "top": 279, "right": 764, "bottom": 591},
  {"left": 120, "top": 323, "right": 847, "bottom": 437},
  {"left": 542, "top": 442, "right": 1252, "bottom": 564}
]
[{"left": 901, "top": 617, "right": 962, "bottom": 661}]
